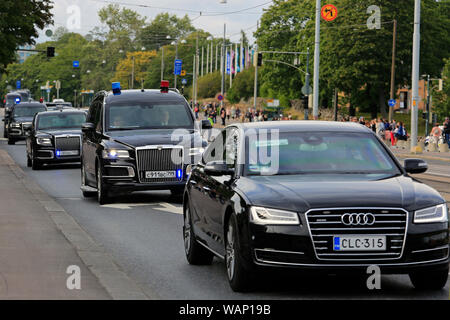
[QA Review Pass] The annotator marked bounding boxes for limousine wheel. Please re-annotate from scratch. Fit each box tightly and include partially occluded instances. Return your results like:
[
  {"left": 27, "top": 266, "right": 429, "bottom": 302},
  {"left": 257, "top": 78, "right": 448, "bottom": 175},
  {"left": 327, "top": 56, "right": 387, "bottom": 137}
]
[
  {"left": 26, "top": 154, "right": 32, "bottom": 167},
  {"left": 31, "top": 150, "right": 41, "bottom": 170},
  {"left": 226, "top": 215, "right": 253, "bottom": 292},
  {"left": 183, "top": 202, "right": 213, "bottom": 265},
  {"left": 409, "top": 267, "right": 449, "bottom": 290},
  {"left": 7, "top": 137, "right": 15, "bottom": 145}
]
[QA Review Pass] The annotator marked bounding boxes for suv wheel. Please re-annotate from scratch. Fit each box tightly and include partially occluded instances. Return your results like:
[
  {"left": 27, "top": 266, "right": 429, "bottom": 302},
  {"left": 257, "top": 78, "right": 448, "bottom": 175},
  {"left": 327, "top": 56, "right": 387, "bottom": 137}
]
[
  {"left": 225, "top": 215, "right": 253, "bottom": 292},
  {"left": 183, "top": 201, "right": 213, "bottom": 265},
  {"left": 97, "top": 165, "right": 110, "bottom": 205},
  {"left": 7, "top": 137, "right": 15, "bottom": 145},
  {"left": 409, "top": 268, "right": 449, "bottom": 290}
]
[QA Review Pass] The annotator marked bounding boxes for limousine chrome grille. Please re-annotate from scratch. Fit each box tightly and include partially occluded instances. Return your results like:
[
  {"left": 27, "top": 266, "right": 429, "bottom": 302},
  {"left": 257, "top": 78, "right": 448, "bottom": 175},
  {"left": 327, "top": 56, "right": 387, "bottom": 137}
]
[
  {"left": 305, "top": 207, "right": 408, "bottom": 261},
  {"left": 55, "top": 135, "right": 81, "bottom": 154},
  {"left": 136, "top": 145, "right": 183, "bottom": 183}
]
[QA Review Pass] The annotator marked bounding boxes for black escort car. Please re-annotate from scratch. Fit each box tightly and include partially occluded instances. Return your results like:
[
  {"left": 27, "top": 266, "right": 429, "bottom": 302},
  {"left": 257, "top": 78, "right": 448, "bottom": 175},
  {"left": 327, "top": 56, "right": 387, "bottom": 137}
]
[
  {"left": 25, "top": 109, "right": 87, "bottom": 169},
  {"left": 80, "top": 82, "right": 211, "bottom": 204},
  {"left": 4, "top": 102, "right": 47, "bottom": 144}
]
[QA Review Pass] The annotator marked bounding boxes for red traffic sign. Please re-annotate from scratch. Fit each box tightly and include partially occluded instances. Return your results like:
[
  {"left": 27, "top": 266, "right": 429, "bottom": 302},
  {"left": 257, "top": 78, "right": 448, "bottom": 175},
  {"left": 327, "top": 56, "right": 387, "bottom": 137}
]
[
  {"left": 217, "top": 94, "right": 224, "bottom": 101},
  {"left": 321, "top": 4, "right": 338, "bottom": 22}
]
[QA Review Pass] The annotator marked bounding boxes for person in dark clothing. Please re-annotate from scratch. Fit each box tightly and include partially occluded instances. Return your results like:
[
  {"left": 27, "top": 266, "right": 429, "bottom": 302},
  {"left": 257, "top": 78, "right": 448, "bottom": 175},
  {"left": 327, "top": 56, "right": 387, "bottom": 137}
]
[{"left": 220, "top": 107, "right": 226, "bottom": 126}]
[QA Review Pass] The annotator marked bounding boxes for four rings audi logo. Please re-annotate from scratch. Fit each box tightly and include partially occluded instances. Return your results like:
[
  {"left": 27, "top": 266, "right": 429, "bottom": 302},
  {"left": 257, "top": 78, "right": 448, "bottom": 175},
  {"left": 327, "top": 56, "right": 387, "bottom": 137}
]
[{"left": 341, "top": 213, "right": 376, "bottom": 226}]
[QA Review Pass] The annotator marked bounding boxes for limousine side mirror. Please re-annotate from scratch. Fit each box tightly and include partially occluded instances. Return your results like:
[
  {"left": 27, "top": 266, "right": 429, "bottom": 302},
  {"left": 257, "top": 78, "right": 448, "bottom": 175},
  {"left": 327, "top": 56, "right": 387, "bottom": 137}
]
[
  {"left": 404, "top": 158, "right": 428, "bottom": 174},
  {"left": 204, "top": 161, "right": 234, "bottom": 176},
  {"left": 81, "top": 122, "right": 95, "bottom": 133},
  {"left": 201, "top": 119, "right": 213, "bottom": 130}
]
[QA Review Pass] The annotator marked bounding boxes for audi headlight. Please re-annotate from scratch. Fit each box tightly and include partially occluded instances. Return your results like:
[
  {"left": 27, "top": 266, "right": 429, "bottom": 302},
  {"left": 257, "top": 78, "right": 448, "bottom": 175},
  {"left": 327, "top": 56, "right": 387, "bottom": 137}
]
[
  {"left": 102, "top": 149, "right": 130, "bottom": 159},
  {"left": 250, "top": 206, "right": 300, "bottom": 225},
  {"left": 414, "top": 203, "right": 448, "bottom": 224},
  {"left": 37, "top": 137, "right": 52, "bottom": 146},
  {"left": 189, "top": 147, "right": 205, "bottom": 156}
]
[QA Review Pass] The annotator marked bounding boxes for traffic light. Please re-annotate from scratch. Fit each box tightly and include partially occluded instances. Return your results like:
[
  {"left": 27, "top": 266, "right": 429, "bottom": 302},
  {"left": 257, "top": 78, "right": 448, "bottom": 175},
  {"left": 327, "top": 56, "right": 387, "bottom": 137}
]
[
  {"left": 46, "top": 47, "right": 55, "bottom": 58},
  {"left": 257, "top": 53, "right": 263, "bottom": 67}
]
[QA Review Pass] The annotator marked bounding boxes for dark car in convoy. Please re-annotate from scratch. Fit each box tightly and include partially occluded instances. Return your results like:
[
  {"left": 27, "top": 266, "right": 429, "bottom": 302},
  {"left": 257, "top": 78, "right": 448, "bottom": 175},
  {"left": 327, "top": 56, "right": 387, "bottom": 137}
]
[
  {"left": 4, "top": 102, "right": 47, "bottom": 144},
  {"left": 25, "top": 110, "right": 87, "bottom": 170},
  {"left": 45, "top": 102, "right": 74, "bottom": 111},
  {"left": 80, "top": 82, "right": 211, "bottom": 204},
  {"left": 183, "top": 121, "right": 449, "bottom": 292}
]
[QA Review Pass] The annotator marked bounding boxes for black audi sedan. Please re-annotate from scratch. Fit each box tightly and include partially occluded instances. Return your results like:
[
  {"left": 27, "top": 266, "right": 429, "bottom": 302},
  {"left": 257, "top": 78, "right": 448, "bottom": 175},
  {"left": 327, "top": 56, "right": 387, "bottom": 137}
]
[
  {"left": 25, "top": 110, "right": 87, "bottom": 169},
  {"left": 183, "top": 121, "right": 449, "bottom": 292},
  {"left": 80, "top": 83, "right": 211, "bottom": 205},
  {"left": 4, "top": 102, "right": 47, "bottom": 144}
]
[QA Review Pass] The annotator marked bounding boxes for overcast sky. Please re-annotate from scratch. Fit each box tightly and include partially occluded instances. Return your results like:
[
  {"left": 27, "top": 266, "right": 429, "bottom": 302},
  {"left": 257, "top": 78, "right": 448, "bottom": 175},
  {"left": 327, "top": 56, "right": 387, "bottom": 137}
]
[{"left": 39, "top": 0, "right": 272, "bottom": 43}]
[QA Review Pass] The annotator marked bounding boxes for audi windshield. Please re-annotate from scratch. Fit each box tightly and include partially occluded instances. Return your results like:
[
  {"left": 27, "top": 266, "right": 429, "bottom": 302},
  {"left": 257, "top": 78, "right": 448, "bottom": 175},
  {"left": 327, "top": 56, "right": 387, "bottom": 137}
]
[
  {"left": 37, "top": 113, "right": 86, "bottom": 130},
  {"left": 245, "top": 131, "right": 401, "bottom": 178},
  {"left": 105, "top": 102, "right": 194, "bottom": 131}
]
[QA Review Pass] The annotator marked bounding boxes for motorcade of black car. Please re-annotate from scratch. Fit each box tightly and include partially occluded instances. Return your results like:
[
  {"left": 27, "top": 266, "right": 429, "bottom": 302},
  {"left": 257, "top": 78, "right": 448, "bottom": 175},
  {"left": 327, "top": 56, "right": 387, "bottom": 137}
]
[
  {"left": 80, "top": 81, "right": 212, "bottom": 204},
  {"left": 183, "top": 121, "right": 449, "bottom": 292},
  {"left": 25, "top": 110, "right": 87, "bottom": 170},
  {"left": 4, "top": 102, "right": 47, "bottom": 144}
]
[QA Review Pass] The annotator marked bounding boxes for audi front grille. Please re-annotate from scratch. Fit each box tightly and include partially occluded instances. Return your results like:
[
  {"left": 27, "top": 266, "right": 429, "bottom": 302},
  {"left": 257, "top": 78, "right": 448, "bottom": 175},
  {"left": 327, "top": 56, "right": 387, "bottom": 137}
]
[
  {"left": 136, "top": 146, "right": 183, "bottom": 183},
  {"left": 55, "top": 136, "right": 81, "bottom": 154},
  {"left": 306, "top": 208, "right": 408, "bottom": 261}
]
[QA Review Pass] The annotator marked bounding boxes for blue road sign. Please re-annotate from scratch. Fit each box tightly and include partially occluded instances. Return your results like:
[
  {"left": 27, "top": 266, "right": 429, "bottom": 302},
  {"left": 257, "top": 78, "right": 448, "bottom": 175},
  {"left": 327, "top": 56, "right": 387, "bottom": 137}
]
[
  {"left": 217, "top": 94, "right": 224, "bottom": 101},
  {"left": 388, "top": 99, "right": 396, "bottom": 107},
  {"left": 16, "top": 80, "right": 21, "bottom": 89},
  {"left": 181, "top": 78, "right": 187, "bottom": 85},
  {"left": 73, "top": 60, "right": 80, "bottom": 68},
  {"left": 174, "top": 59, "right": 183, "bottom": 75}
]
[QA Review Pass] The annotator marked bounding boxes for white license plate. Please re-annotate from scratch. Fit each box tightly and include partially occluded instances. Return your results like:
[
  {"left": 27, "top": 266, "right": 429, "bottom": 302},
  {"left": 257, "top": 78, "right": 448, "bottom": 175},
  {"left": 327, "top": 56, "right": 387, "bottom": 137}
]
[
  {"left": 59, "top": 150, "right": 79, "bottom": 156},
  {"left": 333, "top": 235, "right": 386, "bottom": 251},
  {"left": 145, "top": 171, "right": 176, "bottom": 179}
]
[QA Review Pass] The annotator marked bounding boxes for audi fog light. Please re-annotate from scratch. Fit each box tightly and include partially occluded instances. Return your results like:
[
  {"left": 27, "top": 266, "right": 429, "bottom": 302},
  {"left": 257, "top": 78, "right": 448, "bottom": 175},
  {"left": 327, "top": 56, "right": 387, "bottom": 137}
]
[
  {"left": 414, "top": 203, "right": 448, "bottom": 224},
  {"left": 102, "top": 149, "right": 130, "bottom": 159},
  {"left": 37, "top": 137, "right": 52, "bottom": 146},
  {"left": 250, "top": 206, "right": 300, "bottom": 225}
]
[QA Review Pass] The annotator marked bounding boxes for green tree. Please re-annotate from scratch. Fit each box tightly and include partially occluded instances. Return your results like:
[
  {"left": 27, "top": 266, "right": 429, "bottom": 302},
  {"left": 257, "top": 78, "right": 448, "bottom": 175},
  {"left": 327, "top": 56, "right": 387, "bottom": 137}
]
[
  {"left": 433, "top": 58, "right": 449, "bottom": 121},
  {"left": 255, "top": 0, "right": 450, "bottom": 118},
  {"left": 0, "top": 0, "right": 53, "bottom": 72},
  {"left": 227, "top": 67, "right": 255, "bottom": 103}
]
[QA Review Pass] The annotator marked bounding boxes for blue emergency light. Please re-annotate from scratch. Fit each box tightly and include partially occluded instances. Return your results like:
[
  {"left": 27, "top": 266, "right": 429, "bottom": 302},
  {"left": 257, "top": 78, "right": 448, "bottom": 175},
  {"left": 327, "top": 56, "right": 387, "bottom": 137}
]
[
  {"left": 112, "top": 82, "right": 121, "bottom": 95},
  {"left": 176, "top": 169, "right": 183, "bottom": 179},
  {"left": 55, "top": 150, "right": 61, "bottom": 157},
  {"left": 15, "top": 97, "right": 21, "bottom": 104}
]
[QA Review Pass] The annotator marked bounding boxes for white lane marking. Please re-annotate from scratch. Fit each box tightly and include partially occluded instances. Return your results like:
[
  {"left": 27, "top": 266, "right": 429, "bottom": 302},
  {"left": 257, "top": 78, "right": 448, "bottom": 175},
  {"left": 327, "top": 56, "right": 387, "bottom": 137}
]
[
  {"left": 101, "top": 203, "right": 153, "bottom": 210},
  {"left": 152, "top": 202, "right": 183, "bottom": 215}
]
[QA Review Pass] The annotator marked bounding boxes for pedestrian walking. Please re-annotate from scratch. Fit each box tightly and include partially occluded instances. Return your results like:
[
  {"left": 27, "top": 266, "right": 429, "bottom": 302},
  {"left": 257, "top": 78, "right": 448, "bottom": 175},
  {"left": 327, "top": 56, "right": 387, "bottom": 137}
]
[{"left": 443, "top": 117, "right": 450, "bottom": 148}]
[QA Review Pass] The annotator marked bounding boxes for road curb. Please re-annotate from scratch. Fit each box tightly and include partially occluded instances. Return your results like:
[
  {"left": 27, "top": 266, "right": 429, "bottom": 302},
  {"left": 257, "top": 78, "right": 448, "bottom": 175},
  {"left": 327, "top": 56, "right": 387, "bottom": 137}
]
[
  {"left": 393, "top": 152, "right": 450, "bottom": 163},
  {"left": 3, "top": 150, "right": 158, "bottom": 300}
]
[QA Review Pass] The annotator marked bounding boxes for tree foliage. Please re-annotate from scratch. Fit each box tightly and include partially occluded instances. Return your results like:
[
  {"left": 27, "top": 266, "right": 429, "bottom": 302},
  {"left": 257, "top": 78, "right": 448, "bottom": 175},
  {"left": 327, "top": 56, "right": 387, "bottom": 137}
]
[
  {"left": 0, "top": 0, "right": 53, "bottom": 72},
  {"left": 114, "top": 51, "right": 157, "bottom": 89},
  {"left": 433, "top": 58, "right": 450, "bottom": 121}
]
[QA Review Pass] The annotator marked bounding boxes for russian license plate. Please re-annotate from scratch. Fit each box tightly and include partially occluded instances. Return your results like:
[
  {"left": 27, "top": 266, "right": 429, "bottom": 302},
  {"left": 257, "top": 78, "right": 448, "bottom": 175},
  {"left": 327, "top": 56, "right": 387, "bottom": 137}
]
[
  {"left": 333, "top": 235, "right": 386, "bottom": 251},
  {"left": 59, "top": 150, "right": 79, "bottom": 156},
  {"left": 145, "top": 171, "right": 176, "bottom": 179}
]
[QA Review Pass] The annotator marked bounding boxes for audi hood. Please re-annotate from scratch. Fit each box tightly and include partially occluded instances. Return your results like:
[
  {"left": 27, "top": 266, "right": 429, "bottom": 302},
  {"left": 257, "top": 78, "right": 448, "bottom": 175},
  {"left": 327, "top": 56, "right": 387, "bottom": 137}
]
[{"left": 236, "top": 174, "right": 445, "bottom": 213}]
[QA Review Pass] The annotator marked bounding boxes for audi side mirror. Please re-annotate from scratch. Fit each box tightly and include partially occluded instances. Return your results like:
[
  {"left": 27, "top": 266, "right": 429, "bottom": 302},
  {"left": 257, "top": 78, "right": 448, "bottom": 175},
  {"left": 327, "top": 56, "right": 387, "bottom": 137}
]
[
  {"left": 81, "top": 122, "right": 95, "bottom": 133},
  {"left": 204, "top": 160, "right": 234, "bottom": 176},
  {"left": 404, "top": 158, "right": 428, "bottom": 174}
]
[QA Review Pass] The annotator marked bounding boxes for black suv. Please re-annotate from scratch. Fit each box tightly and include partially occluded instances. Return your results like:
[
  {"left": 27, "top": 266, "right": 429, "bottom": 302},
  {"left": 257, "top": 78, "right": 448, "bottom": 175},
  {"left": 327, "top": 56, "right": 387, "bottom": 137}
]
[
  {"left": 80, "top": 86, "right": 211, "bottom": 204},
  {"left": 4, "top": 102, "right": 47, "bottom": 144},
  {"left": 26, "top": 109, "right": 87, "bottom": 169},
  {"left": 183, "top": 121, "right": 449, "bottom": 292}
]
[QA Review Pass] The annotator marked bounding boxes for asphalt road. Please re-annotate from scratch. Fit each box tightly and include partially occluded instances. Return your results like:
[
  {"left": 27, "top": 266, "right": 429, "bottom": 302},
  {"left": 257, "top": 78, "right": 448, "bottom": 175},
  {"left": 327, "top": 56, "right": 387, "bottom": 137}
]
[{"left": 0, "top": 114, "right": 448, "bottom": 300}]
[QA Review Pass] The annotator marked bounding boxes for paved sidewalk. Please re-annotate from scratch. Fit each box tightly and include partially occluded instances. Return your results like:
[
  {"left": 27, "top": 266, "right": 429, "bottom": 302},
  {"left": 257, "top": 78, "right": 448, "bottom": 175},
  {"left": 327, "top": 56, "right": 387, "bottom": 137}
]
[
  {"left": 0, "top": 149, "right": 111, "bottom": 299},
  {"left": 390, "top": 146, "right": 450, "bottom": 162}
]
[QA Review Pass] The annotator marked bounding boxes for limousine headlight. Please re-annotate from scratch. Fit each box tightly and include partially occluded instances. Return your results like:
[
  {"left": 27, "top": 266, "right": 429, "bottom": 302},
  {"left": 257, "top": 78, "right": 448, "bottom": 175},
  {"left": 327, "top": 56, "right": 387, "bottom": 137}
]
[
  {"left": 414, "top": 203, "right": 448, "bottom": 224},
  {"left": 11, "top": 122, "right": 20, "bottom": 128},
  {"left": 102, "top": 149, "right": 130, "bottom": 159},
  {"left": 250, "top": 206, "right": 300, "bottom": 225},
  {"left": 37, "top": 137, "right": 52, "bottom": 146}
]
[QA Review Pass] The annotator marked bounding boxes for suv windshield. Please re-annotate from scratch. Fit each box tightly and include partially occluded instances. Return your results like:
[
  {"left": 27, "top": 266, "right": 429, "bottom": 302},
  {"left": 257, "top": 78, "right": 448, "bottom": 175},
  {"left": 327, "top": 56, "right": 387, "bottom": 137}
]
[
  {"left": 37, "top": 113, "right": 86, "bottom": 130},
  {"left": 245, "top": 131, "right": 400, "bottom": 177},
  {"left": 105, "top": 101, "right": 193, "bottom": 131},
  {"left": 6, "top": 95, "right": 20, "bottom": 105},
  {"left": 13, "top": 105, "right": 46, "bottom": 118}
]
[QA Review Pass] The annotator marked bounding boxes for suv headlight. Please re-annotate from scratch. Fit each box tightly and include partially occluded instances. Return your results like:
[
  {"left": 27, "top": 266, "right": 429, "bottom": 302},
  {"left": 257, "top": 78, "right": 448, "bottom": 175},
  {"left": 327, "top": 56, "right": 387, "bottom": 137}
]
[
  {"left": 250, "top": 206, "right": 300, "bottom": 225},
  {"left": 37, "top": 137, "right": 52, "bottom": 146},
  {"left": 414, "top": 203, "right": 448, "bottom": 224},
  {"left": 102, "top": 149, "right": 130, "bottom": 159}
]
